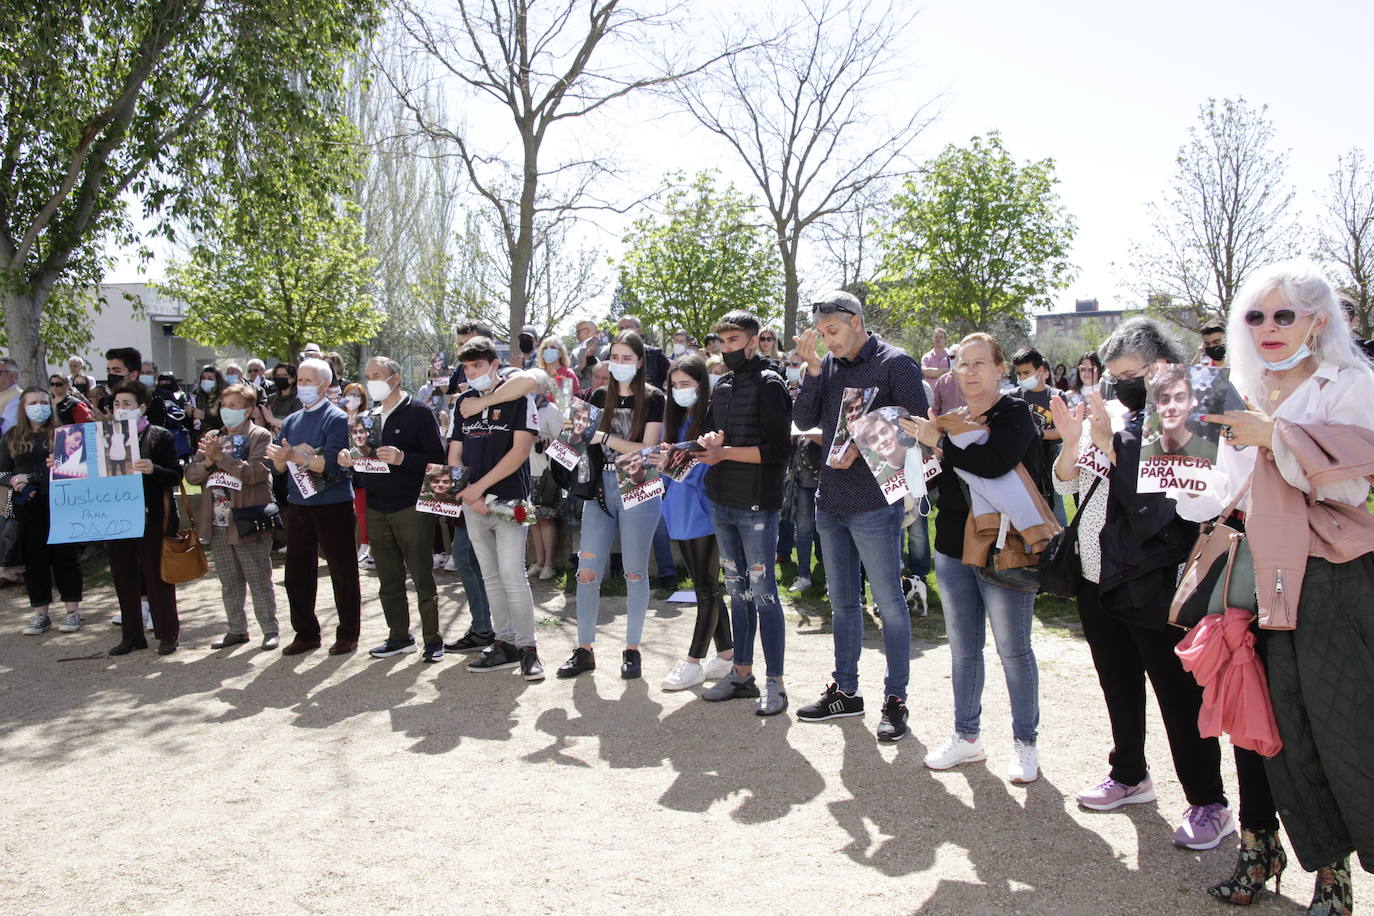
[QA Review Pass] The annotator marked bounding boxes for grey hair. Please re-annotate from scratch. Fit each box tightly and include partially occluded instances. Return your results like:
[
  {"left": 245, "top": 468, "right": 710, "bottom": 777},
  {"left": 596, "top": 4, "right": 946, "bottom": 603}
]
[
  {"left": 368, "top": 355, "right": 402, "bottom": 378},
  {"left": 298, "top": 356, "right": 333, "bottom": 385},
  {"left": 618, "top": 314, "right": 642, "bottom": 330},
  {"left": 0, "top": 357, "right": 19, "bottom": 374},
  {"left": 1098, "top": 317, "right": 1187, "bottom": 367},
  {"left": 1226, "top": 260, "right": 1374, "bottom": 401}
]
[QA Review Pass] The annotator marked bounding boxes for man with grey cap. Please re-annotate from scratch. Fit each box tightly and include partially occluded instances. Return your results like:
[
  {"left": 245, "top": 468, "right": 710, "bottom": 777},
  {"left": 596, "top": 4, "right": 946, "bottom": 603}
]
[{"left": 791, "top": 290, "right": 928, "bottom": 742}]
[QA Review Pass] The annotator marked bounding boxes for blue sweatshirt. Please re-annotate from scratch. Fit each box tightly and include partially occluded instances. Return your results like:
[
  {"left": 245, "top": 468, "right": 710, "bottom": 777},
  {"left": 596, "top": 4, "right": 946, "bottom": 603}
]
[{"left": 277, "top": 401, "right": 353, "bottom": 506}]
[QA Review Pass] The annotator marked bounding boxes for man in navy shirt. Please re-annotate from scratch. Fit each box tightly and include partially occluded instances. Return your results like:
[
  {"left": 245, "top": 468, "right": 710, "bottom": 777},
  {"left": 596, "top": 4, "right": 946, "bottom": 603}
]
[
  {"left": 791, "top": 291, "right": 929, "bottom": 741},
  {"left": 447, "top": 337, "right": 544, "bottom": 681}
]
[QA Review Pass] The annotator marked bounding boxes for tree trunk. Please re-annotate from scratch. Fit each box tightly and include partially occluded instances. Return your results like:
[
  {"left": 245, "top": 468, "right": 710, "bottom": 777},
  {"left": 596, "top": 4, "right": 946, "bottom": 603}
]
[
  {"left": 3, "top": 288, "right": 49, "bottom": 387},
  {"left": 508, "top": 140, "right": 538, "bottom": 344},
  {"left": 780, "top": 236, "right": 800, "bottom": 344}
]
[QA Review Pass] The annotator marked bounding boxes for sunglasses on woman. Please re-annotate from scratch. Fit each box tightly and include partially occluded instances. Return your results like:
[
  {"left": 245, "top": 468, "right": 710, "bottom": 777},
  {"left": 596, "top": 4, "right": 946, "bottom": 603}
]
[
  {"left": 759, "top": 336, "right": 775, "bottom": 342},
  {"left": 1243, "top": 308, "right": 1297, "bottom": 328}
]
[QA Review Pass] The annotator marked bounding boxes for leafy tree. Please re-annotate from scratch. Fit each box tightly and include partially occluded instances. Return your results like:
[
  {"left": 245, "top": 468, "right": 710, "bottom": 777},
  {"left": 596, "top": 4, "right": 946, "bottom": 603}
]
[
  {"left": 1130, "top": 98, "right": 1299, "bottom": 332},
  {"left": 0, "top": 1, "right": 380, "bottom": 381},
  {"left": 873, "top": 132, "right": 1075, "bottom": 334},
  {"left": 617, "top": 172, "right": 783, "bottom": 343},
  {"left": 159, "top": 165, "right": 381, "bottom": 362},
  {"left": 1318, "top": 148, "right": 1374, "bottom": 336}
]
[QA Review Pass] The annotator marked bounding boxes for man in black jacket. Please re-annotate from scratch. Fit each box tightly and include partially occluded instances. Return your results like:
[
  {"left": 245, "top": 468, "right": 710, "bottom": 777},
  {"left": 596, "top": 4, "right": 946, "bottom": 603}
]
[
  {"left": 339, "top": 356, "right": 448, "bottom": 662},
  {"left": 696, "top": 310, "right": 793, "bottom": 716}
]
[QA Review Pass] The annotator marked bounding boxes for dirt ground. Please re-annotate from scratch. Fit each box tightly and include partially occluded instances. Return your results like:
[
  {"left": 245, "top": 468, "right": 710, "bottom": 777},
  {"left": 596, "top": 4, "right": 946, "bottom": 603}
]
[{"left": 1, "top": 557, "right": 1368, "bottom": 915}]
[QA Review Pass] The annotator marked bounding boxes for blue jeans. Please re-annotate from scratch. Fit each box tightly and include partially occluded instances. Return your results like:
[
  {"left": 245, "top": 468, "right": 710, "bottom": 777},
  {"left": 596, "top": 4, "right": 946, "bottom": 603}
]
[
  {"left": 904, "top": 511, "right": 932, "bottom": 579},
  {"left": 651, "top": 515, "right": 677, "bottom": 580},
  {"left": 450, "top": 520, "right": 492, "bottom": 633},
  {"left": 711, "top": 503, "right": 784, "bottom": 677},
  {"left": 934, "top": 551, "right": 1039, "bottom": 743},
  {"left": 794, "top": 486, "right": 818, "bottom": 577},
  {"left": 816, "top": 503, "right": 911, "bottom": 699},
  {"left": 575, "top": 471, "right": 662, "bottom": 646}
]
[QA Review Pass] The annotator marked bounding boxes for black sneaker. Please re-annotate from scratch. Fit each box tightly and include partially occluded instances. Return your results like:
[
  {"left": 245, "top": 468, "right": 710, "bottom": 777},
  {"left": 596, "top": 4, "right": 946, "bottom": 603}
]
[
  {"left": 796, "top": 682, "right": 865, "bottom": 721},
  {"left": 557, "top": 646, "right": 596, "bottom": 679},
  {"left": 466, "top": 640, "right": 520, "bottom": 672},
  {"left": 520, "top": 647, "right": 545, "bottom": 681},
  {"left": 369, "top": 636, "right": 418, "bottom": 659},
  {"left": 620, "top": 648, "right": 642, "bottom": 679},
  {"left": 445, "top": 628, "right": 495, "bottom": 653},
  {"left": 421, "top": 640, "right": 445, "bottom": 663},
  {"left": 877, "top": 695, "right": 909, "bottom": 742}
]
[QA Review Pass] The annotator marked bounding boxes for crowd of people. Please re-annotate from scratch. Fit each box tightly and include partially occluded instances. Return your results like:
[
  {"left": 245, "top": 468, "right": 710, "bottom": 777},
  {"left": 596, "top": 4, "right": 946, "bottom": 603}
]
[{"left": 4, "top": 262, "right": 1372, "bottom": 914}]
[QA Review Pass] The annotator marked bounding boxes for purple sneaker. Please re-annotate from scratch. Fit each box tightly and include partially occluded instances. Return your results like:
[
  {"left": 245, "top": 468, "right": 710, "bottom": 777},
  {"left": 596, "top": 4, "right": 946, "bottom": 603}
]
[
  {"left": 1173, "top": 802, "right": 1235, "bottom": 850},
  {"left": 1075, "top": 775, "right": 1156, "bottom": 811}
]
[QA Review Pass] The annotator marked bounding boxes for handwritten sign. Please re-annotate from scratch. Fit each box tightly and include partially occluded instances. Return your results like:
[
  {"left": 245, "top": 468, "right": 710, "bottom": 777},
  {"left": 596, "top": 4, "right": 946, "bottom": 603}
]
[{"left": 48, "top": 475, "right": 145, "bottom": 544}]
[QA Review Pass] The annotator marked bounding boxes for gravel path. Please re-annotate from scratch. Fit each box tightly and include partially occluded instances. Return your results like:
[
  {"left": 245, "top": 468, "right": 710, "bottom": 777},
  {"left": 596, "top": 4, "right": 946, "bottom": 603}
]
[{"left": 1, "top": 560, "right": 1366, "bottom": 914}]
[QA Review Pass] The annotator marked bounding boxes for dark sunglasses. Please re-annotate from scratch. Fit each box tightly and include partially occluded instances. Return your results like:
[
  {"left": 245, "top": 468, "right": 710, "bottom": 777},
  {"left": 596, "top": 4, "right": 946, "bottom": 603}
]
[
  {"left": 759, "top": 335, "right": 775, "bottom": 342},
  {"left": 49, "top": 379, "right": 66, "bottom": 386},
  {"left": 1244, "top": 308, "right": 1297, "bottom": 328},
  {"left": 811, "top": 301, "right": 857, "bottom": 316}
]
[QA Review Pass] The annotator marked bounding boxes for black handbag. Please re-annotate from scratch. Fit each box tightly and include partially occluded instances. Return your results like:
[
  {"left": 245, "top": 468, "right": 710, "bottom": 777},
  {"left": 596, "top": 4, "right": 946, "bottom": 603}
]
[
  {"left": 1039, "top": 475, "right": 1103, "bottom": 598},
  {"left": 233, "top": 503, "right": 285, "bottom": 539}
]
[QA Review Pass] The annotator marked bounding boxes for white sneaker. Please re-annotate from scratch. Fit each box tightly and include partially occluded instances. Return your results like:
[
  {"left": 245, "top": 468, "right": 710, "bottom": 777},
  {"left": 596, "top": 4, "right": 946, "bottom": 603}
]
[
  {"left": 526, "top": 563, "right": 541, "bottom": 577},
  {"left": 358, "top": 545, "right": 371, "bottom": 562},
  {"left": 21, "top": 614, "right": 50, "bottom": 635},
  {"left": 538, "top": 566, "right": 555, "bottom": 580},
  {"left": 702, "top": 655, "right": 735, "bottom": 680},
  {"left": 359, "top": 554, "right": 376, "bottom": 570},
  {"left": 790, "top": 576, "right": 812, "bottom": 591},
  {"left": 58, "top": 612, "right": 81, "bottom": 633},
  {"left": 443, "top": 553, "right": 457, "bottom": 572},
  {"left": 110, "top": 614, "right": 122, "bottom": 627},
  {"left": 141, "top": 602, "right": 153, "bottom": 631},
  {"left": 432, "top": 553, "right": 447, "bottom": 570},
  {"left": 923, "top": 733, "right": 986, "bottom": 770},
  {"left": 1008, "top": 739, "right": 1040, "bottom": 784},
  {"left": 661, "top": 659, "right": 706, "bottom": 691}
]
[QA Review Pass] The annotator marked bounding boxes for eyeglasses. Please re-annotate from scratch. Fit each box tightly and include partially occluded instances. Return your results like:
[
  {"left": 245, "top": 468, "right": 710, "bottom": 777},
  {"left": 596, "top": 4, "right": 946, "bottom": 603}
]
[
  {"left": 759, "top": 336, "right": 775, "bottom": 342},
  {"left": 49, "top": 380, "right": 66, "bottom": 387},
  {"left": 810, "top": 301, "right": 857, "bottom": 316},
  {"left": 1244, "top": 308, "right": 1297, "bottom": 328}
]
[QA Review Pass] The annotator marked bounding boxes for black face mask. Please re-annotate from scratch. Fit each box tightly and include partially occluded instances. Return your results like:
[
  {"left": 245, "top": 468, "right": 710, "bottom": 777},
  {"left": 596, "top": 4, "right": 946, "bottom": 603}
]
[
  {"left": 1105, "top": 376, "right": 1147, "bottom": 411},
  {"left": 519, "top": 338, "right": 534, "bottom": 354},
  {"left": 105, "top": 374, "right": 125, "bottom": 387},
  {"left": 722, "top": 348, "right": 749, "bottom": 372},
  {"left": 1204, "top": 344, "right": 1226, "bottom": 361},
  {"left": 274, "top": 378, "right": 292, "bottom": 390}
]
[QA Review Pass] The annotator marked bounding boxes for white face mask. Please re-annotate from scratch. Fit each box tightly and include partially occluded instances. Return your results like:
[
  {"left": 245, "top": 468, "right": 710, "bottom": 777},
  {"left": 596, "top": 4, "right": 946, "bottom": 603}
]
[
  {"left": 219, "top": 406, "right": 249, "bottom": 428},
  {"left": 671, "top": 343, "right": 686, "bottom": 356},
  {"left": 114, "top": 407, "right": 142, "bottom": 423},
  {"left": 542, "top": 348, "right": 560, "bottom": 364},
  {"left": 200, "top": 379, "right": 217, "bottom": 393},
  {"left": 786, "top": 366, "right": 801, "bottom": 384},
  {"left": 708, "top": 374, "right": 722, "bottom": 389},
  {"left": 672, "top": 386, "right": 698, "bottom": 408},
  {"left": 467, "top": 370, "right": 495, "bottom": 392},
  {"left": 365, "top": 378, "right": 393, "bottom": 402},
  {"left": 297, "top": 384, "right": 321, "bottom": 406},
  {"left": 609, "top": 362, "right": 637, "bottom": 384}
]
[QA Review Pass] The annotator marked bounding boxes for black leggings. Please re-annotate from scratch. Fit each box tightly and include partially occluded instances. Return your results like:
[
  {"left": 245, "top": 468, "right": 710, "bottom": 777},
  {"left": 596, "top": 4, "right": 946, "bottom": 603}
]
[{"left": 676, "top": 534, "right": 732, "bottom": 659}]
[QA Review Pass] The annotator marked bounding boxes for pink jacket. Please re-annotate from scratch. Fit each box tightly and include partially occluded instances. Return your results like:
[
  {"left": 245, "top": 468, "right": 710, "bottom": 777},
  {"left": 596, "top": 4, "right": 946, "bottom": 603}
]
[{"left": 1247, "top": 420, "right": 1374, "bottom": 629}]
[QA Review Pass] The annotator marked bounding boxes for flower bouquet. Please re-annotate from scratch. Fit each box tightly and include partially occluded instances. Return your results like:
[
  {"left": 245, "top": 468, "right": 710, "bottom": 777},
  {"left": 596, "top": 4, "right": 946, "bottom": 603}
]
[{"left": 484, "top": 495, "right": 536, "bottom": 526}]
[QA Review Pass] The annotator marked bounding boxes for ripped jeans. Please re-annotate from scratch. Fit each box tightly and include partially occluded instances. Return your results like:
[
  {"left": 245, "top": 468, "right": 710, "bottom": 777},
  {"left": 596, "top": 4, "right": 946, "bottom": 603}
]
[
  {"left": 574, "top": 471, "right": 662, "bottom": 646},
  {"left": 710, "top": 503, "right": 784, "bottom": 677}
]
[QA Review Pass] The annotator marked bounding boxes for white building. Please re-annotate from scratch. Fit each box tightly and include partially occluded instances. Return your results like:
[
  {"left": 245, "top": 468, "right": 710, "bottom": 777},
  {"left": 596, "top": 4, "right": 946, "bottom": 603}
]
[{"left": 63, "top": 283, "right": 257, "bottom": 382}]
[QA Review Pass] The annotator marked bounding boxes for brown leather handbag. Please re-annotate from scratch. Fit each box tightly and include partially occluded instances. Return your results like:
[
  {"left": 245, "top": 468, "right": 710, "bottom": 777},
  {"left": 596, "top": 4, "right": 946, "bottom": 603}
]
[
  {"left": 1169, "top": 481, "right": 1251, "bottom": 630},
  {"left": 161, "top": 481, "right": 208, "bottom": 584}
]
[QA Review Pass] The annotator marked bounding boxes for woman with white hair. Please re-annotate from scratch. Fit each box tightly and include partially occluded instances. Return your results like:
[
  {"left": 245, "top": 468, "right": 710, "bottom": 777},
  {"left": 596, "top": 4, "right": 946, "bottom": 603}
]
[{"left": 1199, "top": 261, "right": 1374, "bottom": 913}]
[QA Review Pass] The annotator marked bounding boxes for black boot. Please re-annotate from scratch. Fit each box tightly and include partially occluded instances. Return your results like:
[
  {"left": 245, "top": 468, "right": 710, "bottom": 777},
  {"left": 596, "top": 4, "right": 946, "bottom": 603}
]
[
  {"left": 1307, "top": 857, "right": 1352, "bottom": 916},
  {"left": 1207, "top": 827, "right": 1286, "bottom": 905}
]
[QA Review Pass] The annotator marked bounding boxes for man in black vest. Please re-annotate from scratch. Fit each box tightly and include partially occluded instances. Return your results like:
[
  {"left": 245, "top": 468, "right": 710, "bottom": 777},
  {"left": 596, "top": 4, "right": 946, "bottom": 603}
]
[{"left": 696, "top": 310, "right": 793, "bottom": 716}]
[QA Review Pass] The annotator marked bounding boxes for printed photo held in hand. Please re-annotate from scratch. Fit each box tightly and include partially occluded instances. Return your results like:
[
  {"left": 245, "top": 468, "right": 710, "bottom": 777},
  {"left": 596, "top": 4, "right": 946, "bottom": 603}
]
[
  {"left": 551, "top": 398, "right": 602, "bottom": 471},
  {"left": 614, "top": 446, "right": 665, "bottom": 509},
  {"left": 850, "top": 406, "right": 916, "bottom": 503},
  {"left": 1137, "top": 364, "right": 1246, "bottom": 500},
  {"left": 415, "top": 463, "right": 470, "bottom": 518},
  {"left": 657, "top": 441, "right": 703, "bottom": 482},
  {"left": 347, "top": 413, "right": 389, "bottom": 474},
  {"left": 100, "top": 418, "right": 141, "bottom": 476},
  {"left": 827, "top": 386, "right": 877, "bottom": 466}
]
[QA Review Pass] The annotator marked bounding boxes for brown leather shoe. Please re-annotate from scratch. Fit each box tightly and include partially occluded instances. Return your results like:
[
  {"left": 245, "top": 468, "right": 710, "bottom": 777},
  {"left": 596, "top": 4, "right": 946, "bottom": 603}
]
[
  {"left": 281, "top": 638, "right": 321, "bottom": 656},
  {"left": 328, "top": 640, "right": 358, "bottom": 656}
]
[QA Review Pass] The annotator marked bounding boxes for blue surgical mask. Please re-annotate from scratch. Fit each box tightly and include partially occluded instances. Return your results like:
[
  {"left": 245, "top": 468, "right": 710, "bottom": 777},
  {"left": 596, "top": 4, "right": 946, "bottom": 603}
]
[
  {"left": 672, "top": 387, "right": 698, "bottom": 408},
  {"left": 220, "top": 406, "right": 249, "bottom": 428},
  {"left": 200, "top": 379, "right": 216, "bottom": 393},
  {"left": 24, "top": 403, "right": 51, "bottom": 424},
  {"left": 1017, "top": 374, "right": 1040, "bottom": 391},
  {"left": 786, "top": 367, "right": 801, "bottom": 384},
  {"left": 138, "top": 374, "right": 156, "bottom": 386},
  {"left": 297, "top": 384, "right": 321, "bottom": 406},
  {"left": 225, "top": 374, "right": 242, "bottom": 385},
  {"left": 1260, "top": 329, "right": 1315, "bottom": 372},
  {"left": 542, "top": 348, "right": 560, "bottom": 364},
  {"left": 609, "top": 362, "right": 637, "bottom": 384}
]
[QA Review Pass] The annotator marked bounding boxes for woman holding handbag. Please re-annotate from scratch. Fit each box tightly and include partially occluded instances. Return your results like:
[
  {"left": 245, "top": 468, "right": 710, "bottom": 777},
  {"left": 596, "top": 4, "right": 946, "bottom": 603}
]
[
  {"left": 1198, "top": 262, "right": 1374, "bottom": 914},
  {"left": 525, "top": 369, "right": 565, "bottom": 581},
  {"left": 2, "top": 387, "right": 83, "bottom": 634},
  {"left": 1046, "top": 317, "right": 1233, "bottom": 853},
  {"left": 902, "top": 332, "right": 1044, "bottom": 784},
  {"left": 104, "top": 380, "right": 183, "bottom": 656},
  {"left": 184, "top": 382, "right": 280, "bottom": 650}
]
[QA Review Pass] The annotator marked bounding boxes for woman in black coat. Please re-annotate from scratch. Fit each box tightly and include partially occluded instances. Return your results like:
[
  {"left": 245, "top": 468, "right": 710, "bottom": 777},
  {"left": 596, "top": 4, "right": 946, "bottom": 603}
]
[{"left": 104, "top": 380, "right": 184, "bottom": 656}]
